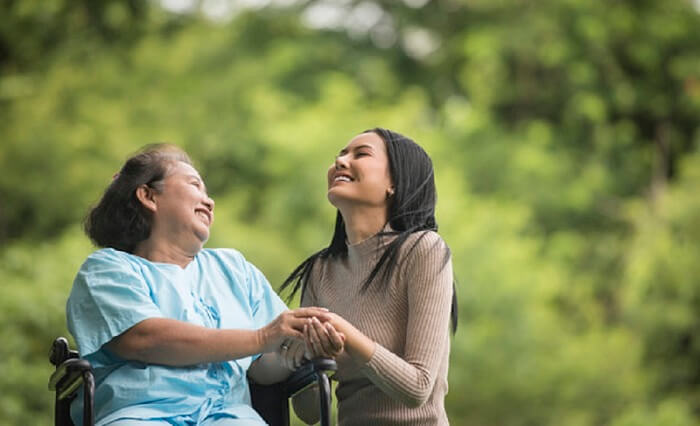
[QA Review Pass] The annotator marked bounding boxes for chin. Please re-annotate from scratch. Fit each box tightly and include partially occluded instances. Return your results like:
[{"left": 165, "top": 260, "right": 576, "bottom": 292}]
[
  {"left": 327, "top": 191, "right": 344, "bottom": 209},
  {"left": 195, "top": 231, "right": 210, "bottom": 246}
]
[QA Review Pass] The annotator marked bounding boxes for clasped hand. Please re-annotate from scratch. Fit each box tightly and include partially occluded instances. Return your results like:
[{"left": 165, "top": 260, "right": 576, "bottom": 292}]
[{"left": 276, "top": 311, "right": 345, "bottom": 371}]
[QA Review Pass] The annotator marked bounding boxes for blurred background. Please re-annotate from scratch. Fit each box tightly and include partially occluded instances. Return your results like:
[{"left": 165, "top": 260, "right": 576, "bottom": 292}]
[{"left": 1, "top": 0, "right": 700, "bottom": 424}]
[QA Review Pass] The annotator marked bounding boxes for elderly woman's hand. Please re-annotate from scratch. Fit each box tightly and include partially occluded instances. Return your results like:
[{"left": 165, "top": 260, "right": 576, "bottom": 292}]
[
  {"left": 278, "top": 338, "right": 307, "bottom": 371},
  {"left": 304, "top": 316, "right": 345, "bottom": 359},
  {"left": 257, "top": 307, "right": 330, "bottom": 353}
]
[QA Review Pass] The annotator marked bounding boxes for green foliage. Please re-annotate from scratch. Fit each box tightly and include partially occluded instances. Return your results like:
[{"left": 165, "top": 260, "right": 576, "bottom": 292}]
[
  {"left": 0, "top": 227, "right": 92, "bottom": 425},
  {"left": 622, "top": 152, "right": 700, "bottom": 413},
  {"left": 1, "top": 1, "right": 699, "bottom": 425}
]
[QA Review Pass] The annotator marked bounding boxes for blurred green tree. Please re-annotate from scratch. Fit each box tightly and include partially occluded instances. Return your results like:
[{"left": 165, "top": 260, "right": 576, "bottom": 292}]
[{"left": 1, "top": 1, "right": 699, "bottom": 425}]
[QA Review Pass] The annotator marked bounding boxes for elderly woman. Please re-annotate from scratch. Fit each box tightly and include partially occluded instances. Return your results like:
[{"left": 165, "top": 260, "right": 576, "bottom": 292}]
[
  {"left": 281, "top": 128, "right": 457, "bottom": 425},
  {"left": 66, "top": 144, "right": 328, "bottom": 425}
]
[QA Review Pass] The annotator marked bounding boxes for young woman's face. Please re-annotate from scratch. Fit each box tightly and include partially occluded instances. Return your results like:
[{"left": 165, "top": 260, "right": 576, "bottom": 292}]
[
  {"left": 327, "top": 132, "right": 393, "bottom": 211},
  {"left": 151, "top": 161, "right": 215, "bottom": 247}
]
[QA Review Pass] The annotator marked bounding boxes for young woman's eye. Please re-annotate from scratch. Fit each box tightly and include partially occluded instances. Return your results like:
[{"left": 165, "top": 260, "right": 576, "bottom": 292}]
[{"left": 356, "top": 152, "right": 369, "bottom": 158}]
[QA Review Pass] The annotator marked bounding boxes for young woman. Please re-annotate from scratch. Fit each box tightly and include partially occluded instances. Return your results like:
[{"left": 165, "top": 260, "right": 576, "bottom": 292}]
[
  {"left": 66, "top": 144, "right": 329, "bottom": 425},
  {"left": 281, "top": 128, "right": 457, "bottom": 425}
]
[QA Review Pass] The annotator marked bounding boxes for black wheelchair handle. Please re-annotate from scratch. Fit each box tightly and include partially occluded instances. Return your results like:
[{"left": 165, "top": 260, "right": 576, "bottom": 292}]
[
  {"left": 50, "top": 337, "right": 79, "bottom": 366},
  {"left": 284, "top": 357, "right": 337, "bottom": 396}
]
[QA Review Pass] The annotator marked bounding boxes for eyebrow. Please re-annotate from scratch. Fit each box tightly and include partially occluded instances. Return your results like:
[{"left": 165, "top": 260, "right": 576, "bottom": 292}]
[{"left": 187, "top": 174, "right": 207, "bottom": 191}]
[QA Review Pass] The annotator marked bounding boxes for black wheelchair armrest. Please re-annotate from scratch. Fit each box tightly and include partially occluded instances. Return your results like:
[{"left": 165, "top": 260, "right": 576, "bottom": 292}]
[
  {"left": 50, "top": 337, "right": 80, "bottom": 366},
  {"left": 49, "top": 337, "right": 95, "bottom": 426},
  {"left": 49, "top": 358, "right": 93, "bottom": 400},
  {"left": 284, "top": 357, "right": 337, "bottom": 395},
  {"left": 285, "top": 357, "right": 337, "bottom": 426},
  {"left": 249, "top": 357, "right": 337, "bottom": 426}
]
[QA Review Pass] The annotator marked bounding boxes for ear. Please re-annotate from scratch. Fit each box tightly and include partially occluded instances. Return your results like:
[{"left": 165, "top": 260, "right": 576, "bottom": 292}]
[
  {"left": 386, "top": 186, "right": 395, "bottom": 198},
  {"left": 135, "top": 184, "right": 158, "bottom": 213}
]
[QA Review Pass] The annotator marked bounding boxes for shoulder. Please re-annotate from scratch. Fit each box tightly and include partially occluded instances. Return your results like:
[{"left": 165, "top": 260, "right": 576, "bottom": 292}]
[
  {"left": 308, "top": 251, "right": 334, "bottom": 285},
  {"left": 402, "top": 231, "right": 450, "bottom": 259},
  {"left": 85, "top": 247, "right": 128, "bottom": 262},
  {"left": 197, "top": 248, "right": 262, "bottom": 279},
  {"left": 197, "top": 248, "right": 247, "bottom": 266},
  {"left": 395, "top": 232, "right": 453, "bottom": 297},
  {"left": 71, "top": 249, "right": 145, "bottom": 296},
  {"left": 397, "top": 231, "right": 452, "bottom": 281},
  {"left": 80, "top": 248, "right": 139, "bottom": 273},
  {"left": 309, "top": 253, "right": 327, "bottom": 274}
]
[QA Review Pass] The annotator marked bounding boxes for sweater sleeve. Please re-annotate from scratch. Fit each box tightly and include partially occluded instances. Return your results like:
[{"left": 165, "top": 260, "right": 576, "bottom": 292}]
[{"left": 359, "top": 232, "right": 453, "bottom": 407}]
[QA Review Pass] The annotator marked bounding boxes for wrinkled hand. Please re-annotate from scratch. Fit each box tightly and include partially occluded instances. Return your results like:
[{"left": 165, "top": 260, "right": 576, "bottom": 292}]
[
  {"left": 258, "top": 307, "right": 330, "bottom": 353},
  {"left": 304, "top": 316, "right": 345, "bottom": 359}
]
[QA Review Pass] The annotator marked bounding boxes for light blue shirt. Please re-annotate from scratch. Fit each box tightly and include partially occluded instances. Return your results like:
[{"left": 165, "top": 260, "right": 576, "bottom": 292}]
[{"left": 66, "top": 248, "right": 287, "bottom": 425}]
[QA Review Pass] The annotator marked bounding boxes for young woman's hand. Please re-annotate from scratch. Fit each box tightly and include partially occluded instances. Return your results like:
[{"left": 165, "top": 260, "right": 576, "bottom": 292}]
[
  {"left": 318, "top": 312, "right": 376, "bottom": 363},
  {"left": 258, "top": 307, "right": 330, "bottom": 353},
  {"left": 304, "top": 316, "right": 345, "bottom": 359}
]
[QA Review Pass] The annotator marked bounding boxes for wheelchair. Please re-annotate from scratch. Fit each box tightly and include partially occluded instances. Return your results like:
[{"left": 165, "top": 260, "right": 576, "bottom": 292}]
[{"left": 49, "top": 337, "right": 336, "bottom": 426}]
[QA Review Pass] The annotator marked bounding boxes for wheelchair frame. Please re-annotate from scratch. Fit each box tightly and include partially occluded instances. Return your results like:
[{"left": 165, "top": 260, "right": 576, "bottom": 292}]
[{"left": 49, "top": 337, "right": 336, "bottom": 426}]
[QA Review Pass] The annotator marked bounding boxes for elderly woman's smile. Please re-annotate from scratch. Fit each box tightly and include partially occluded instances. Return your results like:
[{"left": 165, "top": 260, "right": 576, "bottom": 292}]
[{"left": 144, "top": 161, "right": 216, "bottom": 255}]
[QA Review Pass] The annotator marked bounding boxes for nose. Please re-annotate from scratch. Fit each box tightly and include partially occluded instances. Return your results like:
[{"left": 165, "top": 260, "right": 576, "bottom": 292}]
[
  {"left": 203, "top": 195, "right": 215, "bottom": 212},
  {"left": 334, "top": 153, "right": 349, "bottom": 170}
]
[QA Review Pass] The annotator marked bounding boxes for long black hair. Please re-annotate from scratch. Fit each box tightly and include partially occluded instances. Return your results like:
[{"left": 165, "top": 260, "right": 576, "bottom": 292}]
[
  {"left": 281, "top": 128, "right": 458, "bottom": 333},
  {"left": 84, "top": 143, "right": 192, "bottom": 253}
]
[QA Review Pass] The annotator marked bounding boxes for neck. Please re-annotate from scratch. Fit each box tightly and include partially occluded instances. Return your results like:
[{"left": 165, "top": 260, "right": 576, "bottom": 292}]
[
  {"left": 133, "top": 237, "right": 199, "bottom": 269},
  {"left": 339, "top": 205, "right": 388, "bottom": 245}
]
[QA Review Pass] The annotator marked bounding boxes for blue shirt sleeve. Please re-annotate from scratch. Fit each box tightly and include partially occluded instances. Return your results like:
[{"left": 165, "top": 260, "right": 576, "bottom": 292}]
[
  {"left": 66, "top": 249, "right": 164, "bottom": 357},
  {"left": 246, "top": 260, "right": 287, "bottom": 361},
  {"left": 245, "top": 260, "right": 287, "bottom": 329}
]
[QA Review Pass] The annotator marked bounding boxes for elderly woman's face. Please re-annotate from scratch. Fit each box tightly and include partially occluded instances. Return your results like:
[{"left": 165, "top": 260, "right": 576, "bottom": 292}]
[
  {"left": 327, "top": 132, "right": 393, "bottom": 211},
  {"left": 151, "top": 161, "right": 215, "bottom": 247}
]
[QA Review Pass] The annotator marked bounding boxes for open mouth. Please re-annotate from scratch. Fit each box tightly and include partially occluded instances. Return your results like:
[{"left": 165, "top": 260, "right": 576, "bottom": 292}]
[
  {"left": 195, "top": 209, "right": 211, "bottom": 225},
  {"left": 333, "top": 173, "right": 354, "bottom": 183}
]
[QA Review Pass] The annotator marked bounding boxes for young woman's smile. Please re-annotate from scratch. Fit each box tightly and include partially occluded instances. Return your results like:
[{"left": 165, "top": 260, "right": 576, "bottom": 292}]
[{"left": 327, "top": 132, "right": 393, "bottom": 209}]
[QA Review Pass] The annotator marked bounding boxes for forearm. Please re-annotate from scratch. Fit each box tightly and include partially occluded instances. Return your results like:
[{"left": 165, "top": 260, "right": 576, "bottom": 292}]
[
  {"left": 334, "top": 258, "right": 452, "bottom": 406},
  {"left": 334, "top": 318, "right": 439, "bottom": 407},
  {"left": 107, "top": 318, "right": 264, "bottom": 366},
  {"left": 359, "top": 343, "right": 442, "bottom": 407},
  {"left": 328, "top": 315, "right": 375, "bottom": 363},
  {"left": 342, "top": 327, "right": 375, "bottom": 363}
]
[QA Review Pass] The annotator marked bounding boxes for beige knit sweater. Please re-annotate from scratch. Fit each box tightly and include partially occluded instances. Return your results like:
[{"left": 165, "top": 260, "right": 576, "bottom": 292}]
[{"left": 294, "top": 230, "right": 453, "bottom": 425}]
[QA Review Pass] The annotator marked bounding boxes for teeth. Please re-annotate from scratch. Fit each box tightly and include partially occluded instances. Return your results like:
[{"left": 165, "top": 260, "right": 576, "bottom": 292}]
[{"left": 335, "top": 176, "right": 351, "bottom": 182}]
